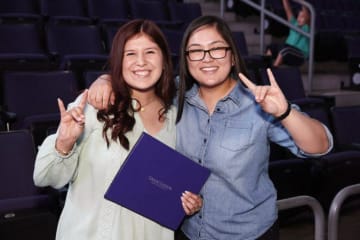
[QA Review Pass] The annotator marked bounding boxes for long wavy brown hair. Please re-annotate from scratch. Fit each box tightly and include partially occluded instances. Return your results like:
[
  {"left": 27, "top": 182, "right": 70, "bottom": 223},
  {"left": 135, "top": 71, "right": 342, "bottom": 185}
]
[{"left": 97, "top": 19, "right": 176, "bottom": 150}]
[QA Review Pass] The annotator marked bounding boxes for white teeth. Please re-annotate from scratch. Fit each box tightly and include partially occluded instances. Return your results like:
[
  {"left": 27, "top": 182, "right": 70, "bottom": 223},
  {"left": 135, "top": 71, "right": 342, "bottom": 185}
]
[
  {"left": 201, "top": 67, "right": 217, "bottom": 71},
  {"left": 134, "top": 70, "right": 149, "bottom": 76}
]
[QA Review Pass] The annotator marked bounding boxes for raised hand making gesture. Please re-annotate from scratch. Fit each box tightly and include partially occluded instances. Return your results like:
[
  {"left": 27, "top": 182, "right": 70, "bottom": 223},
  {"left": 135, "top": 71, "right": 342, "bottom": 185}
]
[
  {"left": 55, "top": 90, "right": 88, "bottom": 156},
  {"left": 240, "top": 68, "right": 330, "bottom": 154},
  {"left": 239, "top": 68, "right": 289, "bottom": 119}
]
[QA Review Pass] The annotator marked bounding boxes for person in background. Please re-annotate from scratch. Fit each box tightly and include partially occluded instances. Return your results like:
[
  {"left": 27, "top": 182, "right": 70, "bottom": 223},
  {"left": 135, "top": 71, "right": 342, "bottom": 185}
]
[
  {"left": 265, "top": 0, "right": 311, "bottom": 67},
  {"left": 33, "top": 19, "right": 202, "bottom": 240},
  {"left": 87, "top": 15, "right": 332, "bottom": 240}
]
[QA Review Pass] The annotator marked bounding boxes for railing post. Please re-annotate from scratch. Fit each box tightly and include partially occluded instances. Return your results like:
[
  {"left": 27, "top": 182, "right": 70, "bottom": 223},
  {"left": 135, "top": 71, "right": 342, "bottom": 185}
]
[
  {"left": 277, "top": 195, "right": 326, "bottom": 240},
  {"left": 328, "top": 184, "right": 360, "bottom": 240},
  {"left": 220, "top": 0, "right": 225, "bottom": 18},
  {"left": 259, "top": 0, "right": 265, "bottom": 54}
]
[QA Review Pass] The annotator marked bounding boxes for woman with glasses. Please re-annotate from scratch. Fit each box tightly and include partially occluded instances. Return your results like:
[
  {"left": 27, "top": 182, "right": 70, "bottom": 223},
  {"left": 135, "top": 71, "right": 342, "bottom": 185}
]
[{"left": 88, "top": 16, "right": 333, "bottom": 240}]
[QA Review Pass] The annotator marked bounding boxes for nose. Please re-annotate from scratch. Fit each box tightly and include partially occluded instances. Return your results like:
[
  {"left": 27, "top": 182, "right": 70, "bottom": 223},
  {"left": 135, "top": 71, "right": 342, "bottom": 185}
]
[
  {"left": 136, "top": 52, "right": 146, "bottom": 66},
  {"left": 202, "top": 50, "right": 212, "bottom": 62}
]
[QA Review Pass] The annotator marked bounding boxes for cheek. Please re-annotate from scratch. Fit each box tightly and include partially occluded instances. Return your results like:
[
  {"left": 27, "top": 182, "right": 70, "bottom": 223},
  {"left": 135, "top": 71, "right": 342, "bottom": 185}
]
[{"left": 186, "top": 62, "right": 198, "bottom": 75}]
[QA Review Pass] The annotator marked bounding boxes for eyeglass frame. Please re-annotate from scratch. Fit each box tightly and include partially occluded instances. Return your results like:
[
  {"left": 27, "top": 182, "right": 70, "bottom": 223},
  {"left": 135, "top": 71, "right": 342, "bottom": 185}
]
[{"left": 185, "top": 46, "right": 231, "bottom": 61}]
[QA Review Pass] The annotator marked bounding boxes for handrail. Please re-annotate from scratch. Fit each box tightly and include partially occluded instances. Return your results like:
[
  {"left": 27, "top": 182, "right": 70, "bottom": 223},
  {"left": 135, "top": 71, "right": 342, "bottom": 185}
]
[
  {"left": 277, "top": 195, "right": 326, "bottom": 240},
  {"left": 328, "top": 184, "right": 360, "bottom": 240},
  {"left": 220, "top": 0, "right": 316, "bottom": 93}
]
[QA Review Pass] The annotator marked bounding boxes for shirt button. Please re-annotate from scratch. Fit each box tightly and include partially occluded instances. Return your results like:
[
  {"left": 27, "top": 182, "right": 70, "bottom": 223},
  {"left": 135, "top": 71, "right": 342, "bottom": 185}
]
[
  {"left": 203, "top": 138, "right": 207, "bottom": 143},
  {"left": 216, "top": 108, "right": 220, "bottom": 112},
  {"left": 198, "top": 159, "right": 202, "bottom": 164}
]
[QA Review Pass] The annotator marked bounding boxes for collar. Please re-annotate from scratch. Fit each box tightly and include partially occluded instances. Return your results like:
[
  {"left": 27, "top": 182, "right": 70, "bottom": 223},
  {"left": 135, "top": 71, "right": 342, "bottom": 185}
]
[{"left": 185, "top": 81, "right": 253, "bottom": 107}]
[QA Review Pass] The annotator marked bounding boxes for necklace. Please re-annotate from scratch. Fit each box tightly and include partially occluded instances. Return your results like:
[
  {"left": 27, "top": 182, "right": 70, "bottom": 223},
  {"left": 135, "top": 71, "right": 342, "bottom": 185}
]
[{"left": 132, "top": 97, "right": 157, "bottom": 112}]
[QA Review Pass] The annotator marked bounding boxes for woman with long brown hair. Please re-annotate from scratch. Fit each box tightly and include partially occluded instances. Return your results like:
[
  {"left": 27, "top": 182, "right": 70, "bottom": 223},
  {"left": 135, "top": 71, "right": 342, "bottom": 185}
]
[{"left": 33, "top": 19, "right": 202, "bottom": 240}]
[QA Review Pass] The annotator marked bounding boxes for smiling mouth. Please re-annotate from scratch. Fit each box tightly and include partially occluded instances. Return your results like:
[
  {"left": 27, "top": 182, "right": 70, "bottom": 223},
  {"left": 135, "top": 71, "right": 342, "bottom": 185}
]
[
  {"left": 200, "top": 66, "right": 218, "bottom": 72},
  {"left": 134, "top": 70, "right": 150, "bottom": 76}
]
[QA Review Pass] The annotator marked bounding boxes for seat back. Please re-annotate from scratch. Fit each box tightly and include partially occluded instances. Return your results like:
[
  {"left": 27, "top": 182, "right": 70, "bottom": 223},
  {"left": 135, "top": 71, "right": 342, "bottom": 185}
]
[
  {"left": 83, "top": 70, "right": 108, "bottom": 88},
  {"left": 330, "top": 105, "right": 360, "bottom": 147},
  {"left": 87, "top": 0, "right": 130, "bottom": 23},
  {"left": 46, "top": 22, "right": 108, "bottom": 70},
  {"left": 259, "top": 67, "right": 307, "bottom": 101},
  {"left": 167, "top": 1, "right": 202, "bottom": 30},
  {"left": 3, "top": 71, "right": 79, "bottom": 123},
  {"left": 0, "top": 23, "right": 51, "bottom": 70},
  {"left": 0, "top": 0, "right": 41, "bottom": 23},
  {"left": 0, "top": 130, "right": 39, "bottom": 200},
  {"left": 232, "top": 31, "right": 249, "bottom": 57},
  {"left": 2, "top": 71, "right": 79, "bottom": 145},
  {"left": 40, "top": 0, "right": 90, "bottom": 23},
  {"left": 101, "top": 23, "right": 126, "bottom": 53},
  {"left": 130, "top": 0, "right": 170, "bottom": 22},
  {"left": 0, "top": 23, "right": 44, "bottom": 54},
  {"left": 162, "top": 29, "right": 184, "bottom": 74},
  {"left": 46, "top": 22, "right": 106, "bottom": 55},
  {"left": 0, "top": 130, "right": 59, "bottom": 239},
  {"left": 269, "top": 158, "right": 316, "bottom": 199}
]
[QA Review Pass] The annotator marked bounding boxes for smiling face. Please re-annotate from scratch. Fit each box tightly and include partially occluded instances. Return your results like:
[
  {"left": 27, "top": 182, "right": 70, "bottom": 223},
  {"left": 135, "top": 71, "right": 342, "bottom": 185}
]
[
  {"left": 185, "top": 25, "right": 233, "bottom": 90},
  {"left": 122, "top": 33, "right": 164, "bottom": 93},
  {"left": 297, "top": 6, "right": 310, "bottom": 26}
]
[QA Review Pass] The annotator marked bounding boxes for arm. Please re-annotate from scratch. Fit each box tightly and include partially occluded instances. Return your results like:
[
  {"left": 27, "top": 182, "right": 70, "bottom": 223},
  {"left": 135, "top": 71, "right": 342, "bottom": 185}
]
[
  {"left": 279, "top": 105, "right": 331, "bottom": 154},
  {"left": 239, "top": 69, "right": 332, "bottom": 154},
  {"left": 282, "top": 0, "right": 294, "bottom": 21},
  {"left": 34, "top": 91, "right": 88, "bottom": 188}
]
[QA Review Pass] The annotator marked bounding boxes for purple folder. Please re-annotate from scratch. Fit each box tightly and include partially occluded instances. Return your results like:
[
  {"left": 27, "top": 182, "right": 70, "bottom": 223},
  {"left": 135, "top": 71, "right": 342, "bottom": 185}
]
[{"left": 104, "top": 132, "right": 210, "bottom": 230}]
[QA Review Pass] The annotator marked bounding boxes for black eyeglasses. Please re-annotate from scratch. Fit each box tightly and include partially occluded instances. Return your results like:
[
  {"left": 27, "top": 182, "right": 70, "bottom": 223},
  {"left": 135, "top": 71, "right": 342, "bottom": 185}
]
[{"left": 185, "top": 46, "right": 231, "bottom": 61}]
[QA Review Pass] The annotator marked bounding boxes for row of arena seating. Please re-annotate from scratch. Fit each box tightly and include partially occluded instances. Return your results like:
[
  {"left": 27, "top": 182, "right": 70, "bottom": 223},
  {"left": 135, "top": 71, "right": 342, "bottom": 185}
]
[
  {"left": 1, "top": 1, "right": 359, "bottom": 86},
  {"left": 0, "top": 20, "right": 260, "bottom": 71},
  {"left": 0, "top": 0, "right": 202, "bottom": 73},
  {"left": 0, "top": 0, "right": 201, "bottom": 29}
]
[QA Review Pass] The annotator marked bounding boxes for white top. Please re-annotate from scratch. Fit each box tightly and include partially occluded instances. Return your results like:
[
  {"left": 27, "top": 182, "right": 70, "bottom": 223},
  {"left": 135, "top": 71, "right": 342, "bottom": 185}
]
[{"left": 33, "top": 95, "right": 177, "bottom": 240}]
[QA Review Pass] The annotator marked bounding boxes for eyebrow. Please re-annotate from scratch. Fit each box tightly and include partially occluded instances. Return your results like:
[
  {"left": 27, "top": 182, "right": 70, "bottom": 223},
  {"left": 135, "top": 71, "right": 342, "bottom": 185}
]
[
  {"left": 187, "top": 40, "right": 227, "bottom": 48},
  {"left": 124, "top": 46, "right": 159, "bottom": 52}
]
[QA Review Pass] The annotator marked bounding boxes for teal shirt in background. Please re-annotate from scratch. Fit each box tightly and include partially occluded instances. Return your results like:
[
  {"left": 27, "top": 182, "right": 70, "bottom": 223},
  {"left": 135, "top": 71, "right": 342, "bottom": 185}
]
[{"left": 285, "top": 17, "right": 310, "bottom": 58}]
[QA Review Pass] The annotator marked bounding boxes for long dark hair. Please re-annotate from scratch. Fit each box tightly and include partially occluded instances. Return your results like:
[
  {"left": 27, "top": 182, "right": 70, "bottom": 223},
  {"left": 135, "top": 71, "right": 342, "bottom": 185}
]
[
  {"left": 97, "top": 19, "right": 176, "bottom": 150},
  {"left": 176, "top": 15, "right": 249, "bottom": 123}
]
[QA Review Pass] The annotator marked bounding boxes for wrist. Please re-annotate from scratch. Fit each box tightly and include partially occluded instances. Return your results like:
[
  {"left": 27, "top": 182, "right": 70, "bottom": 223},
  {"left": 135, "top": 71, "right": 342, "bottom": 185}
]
[
  {"left": 275, "top": 101, "right": 292, "bottom": 121},
  {"left": 55, "top": 139, "right": 73, "bottom": 156}
]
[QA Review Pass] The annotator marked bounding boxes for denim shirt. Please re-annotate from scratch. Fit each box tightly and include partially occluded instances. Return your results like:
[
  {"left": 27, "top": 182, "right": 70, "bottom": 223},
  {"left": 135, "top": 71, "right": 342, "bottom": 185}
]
[{"left": 176, "top": 82, "right": 333, "bottom": 240}]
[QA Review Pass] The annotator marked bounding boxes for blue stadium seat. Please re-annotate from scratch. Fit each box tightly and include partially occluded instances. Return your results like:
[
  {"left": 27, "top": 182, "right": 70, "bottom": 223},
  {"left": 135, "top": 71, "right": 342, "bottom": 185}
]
[
  {"left": 1, "top": 71, "right": 80, "bottom": 147},
  {"left": 0, "top": 22, "right": 54, "bottom": 71},
  {"left": 0, "top": 129, "right": 59, "bottom": 240},
  {"left": 45, "top": 22, "right": 108, "bottom": 71}
]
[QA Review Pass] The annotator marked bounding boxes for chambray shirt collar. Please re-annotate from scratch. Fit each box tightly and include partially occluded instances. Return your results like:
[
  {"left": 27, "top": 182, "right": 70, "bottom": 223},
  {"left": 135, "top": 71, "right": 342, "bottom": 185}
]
[{"left": 185, "top": 80, "right": 249, "bottom": 110}]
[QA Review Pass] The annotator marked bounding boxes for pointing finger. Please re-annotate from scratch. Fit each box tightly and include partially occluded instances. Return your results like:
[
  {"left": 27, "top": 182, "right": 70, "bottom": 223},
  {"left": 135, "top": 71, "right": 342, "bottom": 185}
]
[
  {"left": 267, "top": 68, "right": 280, "bottom": 89},
  {"left": 57, "top": 98, "right": 66, "bottom": 117},
  {"left": 79, "top": 89, "right": 89, "bottom": 110},
  {"left": 238, "top": 72, "right": 256, "bottom": 91}
]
